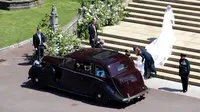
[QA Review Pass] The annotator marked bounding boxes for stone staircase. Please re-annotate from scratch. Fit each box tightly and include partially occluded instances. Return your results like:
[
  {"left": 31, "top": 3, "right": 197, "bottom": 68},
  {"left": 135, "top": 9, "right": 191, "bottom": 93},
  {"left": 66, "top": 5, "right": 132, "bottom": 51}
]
[
  {"left": 84, "top": 0, "right": 200, "bottom": 86},
  {"left": 125, "top": 0, "right": 200, "bottom": 33}
]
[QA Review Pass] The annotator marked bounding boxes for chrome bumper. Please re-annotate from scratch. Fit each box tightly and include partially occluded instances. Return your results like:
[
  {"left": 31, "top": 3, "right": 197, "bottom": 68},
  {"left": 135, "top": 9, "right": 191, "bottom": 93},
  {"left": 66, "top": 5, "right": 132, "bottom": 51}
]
[{"left": 122, "top": 88, "right": 150, "bottom": 102}]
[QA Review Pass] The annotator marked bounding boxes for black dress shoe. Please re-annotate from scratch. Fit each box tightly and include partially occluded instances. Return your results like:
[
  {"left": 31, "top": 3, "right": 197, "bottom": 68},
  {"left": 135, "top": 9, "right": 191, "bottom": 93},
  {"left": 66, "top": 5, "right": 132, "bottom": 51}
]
[{"left": 183, "top": 90, "right": 187, "bottom": 93}]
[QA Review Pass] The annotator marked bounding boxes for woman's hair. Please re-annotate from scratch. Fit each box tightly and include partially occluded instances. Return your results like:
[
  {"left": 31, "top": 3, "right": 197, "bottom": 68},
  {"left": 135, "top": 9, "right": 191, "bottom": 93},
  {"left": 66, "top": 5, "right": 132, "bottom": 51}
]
[
  {"left": 166, "top": 5, "right": 172, "bottom": 12},
  {"left": 125, "top": 50, "right": 131, "bottom": 56},
  {"left": 133, "top": 47, "right": 139, "bottom": 52}
]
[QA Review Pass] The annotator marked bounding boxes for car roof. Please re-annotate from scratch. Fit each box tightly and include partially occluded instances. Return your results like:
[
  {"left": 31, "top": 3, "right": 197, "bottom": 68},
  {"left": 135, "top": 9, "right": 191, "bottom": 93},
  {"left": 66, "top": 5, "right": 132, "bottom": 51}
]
[{"left": 67, "top": 48, "right": 127, "bottom": 66}]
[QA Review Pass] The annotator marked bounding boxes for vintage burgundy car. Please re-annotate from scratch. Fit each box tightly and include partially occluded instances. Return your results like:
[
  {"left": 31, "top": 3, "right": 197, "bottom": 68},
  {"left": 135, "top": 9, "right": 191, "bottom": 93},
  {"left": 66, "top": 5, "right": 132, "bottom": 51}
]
[{"left": 28, "top": 48, "right": 150, "bottom": 104}]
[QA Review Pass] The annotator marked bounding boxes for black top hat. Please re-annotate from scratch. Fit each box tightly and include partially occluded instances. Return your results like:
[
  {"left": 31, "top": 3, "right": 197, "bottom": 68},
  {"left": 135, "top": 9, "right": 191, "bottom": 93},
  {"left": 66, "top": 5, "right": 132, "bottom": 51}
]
[{"left": 180, "top": 53, "right": 186, "bottom": 57}]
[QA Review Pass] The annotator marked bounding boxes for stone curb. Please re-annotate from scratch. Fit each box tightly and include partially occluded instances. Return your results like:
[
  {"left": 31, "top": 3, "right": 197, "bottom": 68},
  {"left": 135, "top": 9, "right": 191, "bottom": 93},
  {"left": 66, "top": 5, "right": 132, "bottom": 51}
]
[{"left": 0, "top": 38, "right": 32, "bottom": 52}]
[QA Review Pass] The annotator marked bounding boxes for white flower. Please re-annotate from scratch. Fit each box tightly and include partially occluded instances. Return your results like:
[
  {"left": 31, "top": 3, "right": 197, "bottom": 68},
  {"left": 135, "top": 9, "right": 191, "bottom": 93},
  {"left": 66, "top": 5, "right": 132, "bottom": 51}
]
[
  {"left": 58, "top": 34, "right": 63, "bottom": 38},
  {"left": 88, "top": 9, "right": 91, "bottom": 13},
  {"left": 86, "top": 12, "right": 90, "bottom": 16},
  {"left": 83, "top": 6, "right": 87, "bottom": 10}
]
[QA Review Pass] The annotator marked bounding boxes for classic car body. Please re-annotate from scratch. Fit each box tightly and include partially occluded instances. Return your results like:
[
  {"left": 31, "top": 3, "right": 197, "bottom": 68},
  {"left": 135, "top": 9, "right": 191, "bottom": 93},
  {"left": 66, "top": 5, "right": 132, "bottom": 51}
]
[{"left": 28, "top": 48, "right": 150, "bottom": 103}]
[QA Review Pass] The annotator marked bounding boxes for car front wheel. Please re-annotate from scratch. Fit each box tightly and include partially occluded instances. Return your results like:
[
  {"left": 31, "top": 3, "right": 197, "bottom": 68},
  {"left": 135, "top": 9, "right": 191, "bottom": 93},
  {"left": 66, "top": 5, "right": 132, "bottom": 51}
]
[{"left": 29, "top": 66, "right": 47, "bottom": 88}]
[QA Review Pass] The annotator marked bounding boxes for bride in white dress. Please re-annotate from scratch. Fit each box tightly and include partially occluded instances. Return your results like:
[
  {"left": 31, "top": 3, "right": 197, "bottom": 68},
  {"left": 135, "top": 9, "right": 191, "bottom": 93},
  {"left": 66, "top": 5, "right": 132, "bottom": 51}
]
[
  {"left": 145, "top": 5, "right": 176, "bottom": 68},
  {"left": 134, "top": 5, "right": 176, "bottom": 76}
]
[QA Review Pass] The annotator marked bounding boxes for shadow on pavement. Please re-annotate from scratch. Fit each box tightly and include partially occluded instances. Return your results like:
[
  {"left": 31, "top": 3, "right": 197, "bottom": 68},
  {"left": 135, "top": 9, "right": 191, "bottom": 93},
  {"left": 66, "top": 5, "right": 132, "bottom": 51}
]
[
  {"left": 158, "top": 87, "right": 182, "bottom": 92},
  {"left": 18, "top": 53, "right": 34, "bottom": 66},
  {"left": 18, "top": 62, "right": 32, "bottom": 66},
  {"left": 21, "top": 80, "right": 145, "bottom": 109},
  {"left": 22, "top": 53, "right": 33, "bottom": 61}
]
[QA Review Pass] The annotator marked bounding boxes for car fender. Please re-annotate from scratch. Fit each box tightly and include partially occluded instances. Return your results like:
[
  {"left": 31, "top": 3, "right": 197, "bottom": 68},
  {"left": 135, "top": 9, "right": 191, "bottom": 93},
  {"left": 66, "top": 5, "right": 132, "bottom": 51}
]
[
  {"left": 28, "top": 65, "right": 43, "bottom": 79},
  {"left": 90, "top": 82, "right": 123, "bottom": 102}
]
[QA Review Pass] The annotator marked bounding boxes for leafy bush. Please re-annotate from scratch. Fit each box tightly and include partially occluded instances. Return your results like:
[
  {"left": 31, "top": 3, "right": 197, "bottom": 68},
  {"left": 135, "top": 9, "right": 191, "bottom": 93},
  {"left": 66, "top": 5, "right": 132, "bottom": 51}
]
[
  {"left": 77, "top": 0, "right": 125, "bottom": 39},
  {"left": 36, "top": 14, "right": 83, "bottom": 57},
  {"left": 44, "top": 29, "right": 82, "bottom": 56}
]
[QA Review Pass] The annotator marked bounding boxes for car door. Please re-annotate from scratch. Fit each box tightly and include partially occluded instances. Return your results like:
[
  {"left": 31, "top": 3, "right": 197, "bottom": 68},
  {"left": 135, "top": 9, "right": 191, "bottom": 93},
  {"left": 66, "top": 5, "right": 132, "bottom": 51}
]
[
  {"left": 59, "top": 57, "right": 81, "bottom": 92},
  {"left": 79, "top": 64, "right": 109, "bottom": 95},
  {"left": 73, "top": 60, "right": 94, "bottom": 94}
]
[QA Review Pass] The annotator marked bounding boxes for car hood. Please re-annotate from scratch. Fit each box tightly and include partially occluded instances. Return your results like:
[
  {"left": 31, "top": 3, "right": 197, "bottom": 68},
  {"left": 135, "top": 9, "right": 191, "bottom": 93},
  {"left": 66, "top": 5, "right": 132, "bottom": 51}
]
[{"left": 112, "top": 70, "right": 147, "bottom": 98}]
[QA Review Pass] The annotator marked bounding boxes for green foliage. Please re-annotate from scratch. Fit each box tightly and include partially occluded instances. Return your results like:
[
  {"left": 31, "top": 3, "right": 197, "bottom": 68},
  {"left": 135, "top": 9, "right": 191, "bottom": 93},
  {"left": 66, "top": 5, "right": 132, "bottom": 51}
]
[
  {"left": 45, "top": 29, "right": 82, "bottom": 56},
  {"left": 77, "top": 0, "right": 125, "bottom": 39},
  {"left": 36, "top": 14, "right": 83, "bottom": 57}
]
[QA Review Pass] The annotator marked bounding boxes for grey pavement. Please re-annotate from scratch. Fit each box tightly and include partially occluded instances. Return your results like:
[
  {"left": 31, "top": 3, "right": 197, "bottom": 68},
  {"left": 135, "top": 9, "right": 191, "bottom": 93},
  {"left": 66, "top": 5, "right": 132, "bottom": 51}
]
[
  {"left": 0, "top": 42, "right": 200, "bottom": 112},
  {"left": 145, "top": 78, "right": 200, "bottom": 99}
]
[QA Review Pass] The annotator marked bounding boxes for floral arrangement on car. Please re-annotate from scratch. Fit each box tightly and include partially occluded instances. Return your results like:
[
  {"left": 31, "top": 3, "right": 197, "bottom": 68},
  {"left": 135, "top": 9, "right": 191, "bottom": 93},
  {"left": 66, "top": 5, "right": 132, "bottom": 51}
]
[{"left": 77, "top": 0, "right": 126, "bottom": 39}]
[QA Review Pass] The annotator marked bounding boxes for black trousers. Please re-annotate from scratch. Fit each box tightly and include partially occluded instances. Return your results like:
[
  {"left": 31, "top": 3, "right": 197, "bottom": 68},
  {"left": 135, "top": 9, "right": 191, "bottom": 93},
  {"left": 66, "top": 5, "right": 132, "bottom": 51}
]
[
  {"left": 181, "top": 76, "right": 189, "bottom": 91},
  {"left": 144, "top": 60, "right": 156, "bottom": 78},
  {"left": 36, "top": 46, "right": 44, "bottom": 60},
  {"left": 90, "top": 40, "right": 95, "bottom": 48},
  {"left": 144, "top": 60, "right": 151, "bottom": 78}
]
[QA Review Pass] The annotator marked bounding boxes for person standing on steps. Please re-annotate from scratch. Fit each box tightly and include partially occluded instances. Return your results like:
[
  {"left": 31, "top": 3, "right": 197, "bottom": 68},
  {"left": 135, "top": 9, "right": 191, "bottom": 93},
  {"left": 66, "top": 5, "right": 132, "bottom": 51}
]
[
  {"left": 179, "top": 53, "right": 190, "bottom": 93},
  {"left": 133, "top": 47, "right": 157, "bottom": 79},
  {"left": 88, "top": 18, "right": 98, "bottom": 48},
  {"left": 33, "top": 28, "right": 46, "bottom": 61}
]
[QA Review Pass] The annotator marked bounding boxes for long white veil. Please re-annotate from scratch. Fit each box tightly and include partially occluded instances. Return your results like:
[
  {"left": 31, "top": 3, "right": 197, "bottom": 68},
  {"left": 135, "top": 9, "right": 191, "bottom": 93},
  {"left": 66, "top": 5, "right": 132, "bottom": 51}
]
[{"left": 145, "top": 5, "right": 176, "bottom": 68}]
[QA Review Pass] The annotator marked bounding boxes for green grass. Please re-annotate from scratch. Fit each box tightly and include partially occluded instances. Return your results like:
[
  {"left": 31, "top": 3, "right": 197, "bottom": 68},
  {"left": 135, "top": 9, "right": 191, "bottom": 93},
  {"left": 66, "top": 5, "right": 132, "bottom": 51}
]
[{"left": 0, "top": 0, "right": 81, "bottom": 48}]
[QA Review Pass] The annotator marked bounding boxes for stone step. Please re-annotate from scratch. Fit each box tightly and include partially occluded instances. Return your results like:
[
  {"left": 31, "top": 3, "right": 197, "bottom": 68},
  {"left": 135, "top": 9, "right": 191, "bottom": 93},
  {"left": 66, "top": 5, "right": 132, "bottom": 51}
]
[
  {"left": 101, "top": 21, "right": 200, "bottom": 53},
  {"left": 139, "top": 0, "right": 200, "bottom": 11},
  {"left": 98, "top": 36, "right": 200, "bottom": 70},
  {"left": 98, "top": 34, "right": 200, "bottom": 61},
  {"left": 157, "top": 65, "right": 200, "bottom": 79},
  {"left": 127, "top": 12, "right": 200, "bottom": 28},
  {"left": 157, "top": 0, "right": 200, "bottom": 6},
  {"left": 123, "top": 17, "right": 200, "bottom": 33},
  {"left": 98, "top": 28, "right": 200, "bottom": 60},
  {"left": 126, "top": 6, "right": 200, "bottom": 19},
  {"left": 155, "top": 71, "right": 200, "bottom": 87},
  {"left": 164, "top": 56, "right": 199, "bottom": 70}
]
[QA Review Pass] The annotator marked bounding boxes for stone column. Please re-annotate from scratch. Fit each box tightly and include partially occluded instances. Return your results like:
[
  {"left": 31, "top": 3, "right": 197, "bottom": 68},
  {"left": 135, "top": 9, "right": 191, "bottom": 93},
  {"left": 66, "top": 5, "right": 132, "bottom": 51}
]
[{"left": 50, "top": 4, "right": 59, "bottom": 33}]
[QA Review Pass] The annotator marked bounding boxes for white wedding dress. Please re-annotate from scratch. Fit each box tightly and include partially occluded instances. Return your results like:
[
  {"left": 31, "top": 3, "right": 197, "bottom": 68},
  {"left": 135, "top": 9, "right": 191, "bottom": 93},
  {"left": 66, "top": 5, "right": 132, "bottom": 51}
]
[
  {"left": 145, "top": 5, "right": 176, "bottom": 68},
  {"left": 134, "top": 56, "right": 145, "bottom": 76},
  {"left": 134, "top": 5, "right": 176, "bottom": 76}
]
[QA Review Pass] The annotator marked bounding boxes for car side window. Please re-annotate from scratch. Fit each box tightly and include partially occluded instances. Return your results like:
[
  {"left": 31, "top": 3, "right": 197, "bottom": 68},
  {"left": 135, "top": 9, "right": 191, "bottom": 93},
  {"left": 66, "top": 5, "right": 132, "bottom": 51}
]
[
  {"left": 76, "top": 61, "right": 92, "bottom": 74},
  {"left": 95, "top": 65, "right": 106, "bottom": 78},
  {"left": 61, "top": 57, "right": 75, "bottom": 69}
]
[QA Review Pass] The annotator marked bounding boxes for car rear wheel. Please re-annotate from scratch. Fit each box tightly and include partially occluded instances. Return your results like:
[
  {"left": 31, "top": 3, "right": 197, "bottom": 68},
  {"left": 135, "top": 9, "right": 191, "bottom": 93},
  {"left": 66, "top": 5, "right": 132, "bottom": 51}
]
[{"left": 94, "top": 92, "right": 109, "bottom": 105}]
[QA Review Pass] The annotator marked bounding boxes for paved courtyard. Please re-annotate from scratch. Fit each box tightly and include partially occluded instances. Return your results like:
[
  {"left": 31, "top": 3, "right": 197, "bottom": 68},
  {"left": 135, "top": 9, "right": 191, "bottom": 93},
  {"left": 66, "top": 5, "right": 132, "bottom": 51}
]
[{"left": 0, "top": 43, "right": 200, "bottom": 112}]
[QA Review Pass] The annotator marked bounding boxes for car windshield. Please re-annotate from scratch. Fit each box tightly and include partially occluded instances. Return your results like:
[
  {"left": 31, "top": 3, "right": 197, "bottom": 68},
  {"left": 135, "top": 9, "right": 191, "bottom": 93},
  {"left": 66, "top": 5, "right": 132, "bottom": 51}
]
[{"left": 108, "top": 59, "right": 132, "bottom": 77}]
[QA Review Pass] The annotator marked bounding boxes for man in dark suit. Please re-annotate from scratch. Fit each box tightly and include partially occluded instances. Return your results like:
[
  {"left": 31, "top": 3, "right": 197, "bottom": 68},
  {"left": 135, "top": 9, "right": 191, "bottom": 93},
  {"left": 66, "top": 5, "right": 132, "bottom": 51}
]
[
  {"left": 179, "top": 54, "right": 190, "bottom": 93},
  {"left": 33, "top": 28, "right": 46, "bottom": 61},
  {"left": 88, "top": 18, "right": 98, "bottom": 48},
  {"left": 133, "top": 47, "right": 157, "bottom": 79}
]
